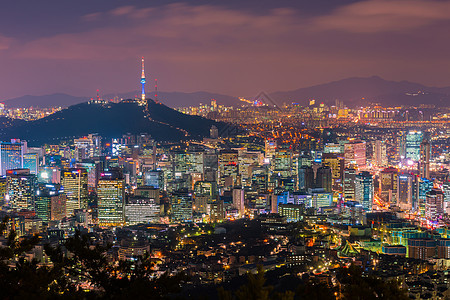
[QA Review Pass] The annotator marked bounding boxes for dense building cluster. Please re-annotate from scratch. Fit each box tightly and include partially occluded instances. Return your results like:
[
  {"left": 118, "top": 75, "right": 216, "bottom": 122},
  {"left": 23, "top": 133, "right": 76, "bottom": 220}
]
[{"left": 0, "top": 97, "right": 449, "bottom": 298}]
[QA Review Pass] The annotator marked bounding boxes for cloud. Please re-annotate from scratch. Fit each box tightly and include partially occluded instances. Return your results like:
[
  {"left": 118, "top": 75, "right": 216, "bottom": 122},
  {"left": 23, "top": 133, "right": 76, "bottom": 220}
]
[
  {"left": 313, "top": 0, "right": 450, "bottom": 33},
  {"left": 16, "top": 3, "right": 303, "bottom": 61},
  {"left": 6, "top": 1, "right": 450, "bottom": 98}
]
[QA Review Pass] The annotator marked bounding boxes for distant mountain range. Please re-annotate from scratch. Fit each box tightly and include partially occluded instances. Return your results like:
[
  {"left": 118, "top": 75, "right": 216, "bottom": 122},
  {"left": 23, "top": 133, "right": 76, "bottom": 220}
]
[
  {"left": 2, "top": 76, "right": 450, "bottom": 108},
  {"left": 2, "top": 93, "right": 87, "bottom": 108},
  {"left": 0, "top": 100, "right": 231, "bottom": 146},
  {"left": 269, "top": 76, "right": 450, "bottom": 107}
]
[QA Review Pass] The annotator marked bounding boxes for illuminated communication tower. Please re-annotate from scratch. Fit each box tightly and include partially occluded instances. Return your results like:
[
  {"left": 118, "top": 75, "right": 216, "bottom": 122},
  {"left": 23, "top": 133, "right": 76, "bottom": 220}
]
[{"left": 140, "top": 57, "right": 146, "bottom": 101}]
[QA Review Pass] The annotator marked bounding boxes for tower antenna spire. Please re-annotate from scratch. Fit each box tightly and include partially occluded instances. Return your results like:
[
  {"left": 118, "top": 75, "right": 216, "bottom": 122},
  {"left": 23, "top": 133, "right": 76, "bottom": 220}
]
[
  {"left": 155, "top": 79, "right": 158, "bottom": 103},
  {"left": 140, "top": 57, "right": 146, "bottom": 101}
]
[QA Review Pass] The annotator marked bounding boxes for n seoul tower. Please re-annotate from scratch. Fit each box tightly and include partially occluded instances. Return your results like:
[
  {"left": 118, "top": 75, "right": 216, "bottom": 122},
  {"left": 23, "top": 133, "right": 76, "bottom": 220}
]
[{"left": 140, "top": 57, "right": 146, "bottom": 101}]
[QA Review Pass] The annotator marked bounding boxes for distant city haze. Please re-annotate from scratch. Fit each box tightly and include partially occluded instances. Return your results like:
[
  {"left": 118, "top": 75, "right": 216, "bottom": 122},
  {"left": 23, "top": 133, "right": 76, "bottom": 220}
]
[{"left": 2, "top": 0, "right": 450, "bottom": 99}]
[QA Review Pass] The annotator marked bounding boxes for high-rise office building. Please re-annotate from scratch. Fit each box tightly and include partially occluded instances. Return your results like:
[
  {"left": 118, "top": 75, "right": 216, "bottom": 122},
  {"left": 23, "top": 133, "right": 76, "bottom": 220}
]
[
  {"left": 298, "top": 166, "right": 315, "bottom": 191},
  {"left": 372, "top": 140, "right": 387, "bottom": 167},
  {"left": 343, "top": 168, "right": 356, "bottom": 201},
  {"left": 355, "top": 171, "right": 374, "bottom": 211},
  {"left": 397, "top": 173, "right": 413, "bottom": 210},
  {"left": 316, "top": 166, "right": 332, "bottom": 193},
  {"left": 171, "top": 190, "right": 193, "bottom": 222},
  {"left": 203, "top": 152, "right": 218, "bottom": 182},
  {"left": 143, "top": 170, "right": 164, "bottom": 189},
  {"left": 379, "top": 167, "right": 398, "bottom": 205},
  {"left": 61, "top": 168, "right": 88, "bottom": 216},
  {"left": 415, "top": 177, "right": 434, "bottom": 213},
  {"left": 271, "top": 146, "right": 293, "bottom": 177},
  {"left": 125, "top": 197, "right": 160, "bottom": 225},
  {"left": 265, "top": 139, "right": 277, "bottom": 160},
  {"left": 232, "top": 188, "right": 245, "bottom": 218},
  {"left": 425, "top": 188, "right": 444, "bottom": 220},
  {"left": 419, "top": 140, "right": 431, "bottom": 179},
  {"left": 443, "top": 182, "right": 450, "bottom": 214},
  {"left": 74, "top": 136, "right": 95, "bottom": 160},
  {"left": 238, "top": 149, "right": 263, "bottom": 186},
  {"left": 344, "top": 141, "right": 366, "bottom": 168},
  {"left": 310, "top": 188, "right": 333, "bottom": 210},
  {"left": 322, "top": 153, "right": 344, "bottom": 191},
  {"left": 0, "top": 140, "right": 25, "bottom": 176},
  {"left": 23, "top": 153, "right": 38, "bottom": 175},
  {"left": 35, "top": 183, "right": 66, "bottom": 223},
  {"left": 6, "top": 168, "right": 37, "bottom": 210},
  {"left": 404, "top": 130, "right": 423, "bottom": 162},
  {"left": 97, "top": 170, "right": 125, "bottom": 226},
  {"left": 218, "top": 150, "right": 239, "bottom": 189}
]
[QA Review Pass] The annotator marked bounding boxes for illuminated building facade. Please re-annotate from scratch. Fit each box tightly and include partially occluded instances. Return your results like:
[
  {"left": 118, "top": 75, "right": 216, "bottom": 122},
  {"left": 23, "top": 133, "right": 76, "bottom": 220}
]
[
  {"left": 6, "top": 168, "right": 37, "bottom": 210},
  {"left": 425, "top": 188, "right": 444, "bottom": 220},
  {"left": 344, "top": 141, "right": 366, "bottom": 168},
  {"left": 355, "top": 171, "right": 373, "bottom": 211},
  {"left": 397, "top": 173, "right": 413, "bottom": 210},
  {"left": 419, "top": 140, "right": 431, "bottom": 179},
  {"left": 379, "top": 167, "right": 398, "bottom": 204},
  {"left": 404, "top": 130, "right": 423, "bottom": 162},
  {"left": 125, "top": 197, "right": 160, "bottom": 225},
  {"left": 61, "top": 168, "right": 88, "bottom": 216},
  {"left": 0, "top": 140, "right": 25, "bottom": 176},
  {"left": 97, "top": 171, "right": 125, "bottom": 226},
  {"left": 171, "top": 190, "right": 193, "bottom": 222},
  {"left": 35, "top": 183, "right": 66, "bottom": 222},
  {"left": 23, "top": 153, "right": 38, "bottom": 175}
]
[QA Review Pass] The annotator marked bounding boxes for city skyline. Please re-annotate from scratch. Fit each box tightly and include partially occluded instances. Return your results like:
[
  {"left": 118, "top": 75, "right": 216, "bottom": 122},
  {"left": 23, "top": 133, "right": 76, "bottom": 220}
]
[{"left": 3, "top": 0, "right": 450, "bottom": 99}]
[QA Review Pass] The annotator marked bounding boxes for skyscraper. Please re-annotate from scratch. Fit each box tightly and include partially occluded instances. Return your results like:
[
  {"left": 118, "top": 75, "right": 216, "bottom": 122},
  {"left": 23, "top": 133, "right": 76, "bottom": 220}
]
[
  {"left": 322, "top": 153, "right": 345, "bottom": 191},
  {"left": 316, "top": 166, "right": 332, "bottom": 193},
  {"left": 97, "top": 170, "right": 125, "bottom": 226},
  {"left": 171, "top": 190, "right": 193, "bottom": 222},
  {"left": 343, "top": 168, "right": 356, "bottom": 201},
  {"left": 344, "top": 140, "right": 366, "bottom": 168},
  {"left": 425, "top": 188, "right": 444, "bottom": 220},
  {"left": 298, "top": 166, "right": 314, "bottom": 191},
  {"left": 355, "top": 171, "right": 374, "bottom": 211},
  {"left": 35, "top": 183, "right": 66, "bottom": 223},
  {"left": 61, "top": 168, "right": 88, "bottom": 216},
  {"left": 23, "top": 153, "right": 38, "bottom": 175},
  {"left": 271, "top": 146, "right": 293, "bottom": 177},
  {"left": 379, "top": 167, "right": 398, "bottom": 205},
  {"left": 0, "top": 140, "right": 25, "bottom": 176},
  {"left": 419, "top": 139, "right": 431, "bottom": 179},
  {"left": 397, "top": 173, "right": 413, "bottom": 210},
  {"left": 218, "top": 150, "right": 239, "bottom": 189},
  {"left": 6, "top": 168, "right": 37, "bottom": 210},
  {"left": 372, "top": 140, "right": 387, "bottom": 167},
  {"left": 232, "top": 188, "right": 245, "bottom": 218},
  {"left": 404, "top": 130, "right": 423, "bottom": 162}
]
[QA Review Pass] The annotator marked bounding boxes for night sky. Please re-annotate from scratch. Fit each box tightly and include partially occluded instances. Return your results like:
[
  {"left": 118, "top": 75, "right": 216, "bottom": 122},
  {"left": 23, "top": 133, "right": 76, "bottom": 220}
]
[{"left": 1, "top": 0, "right": 450, "bottom": 99}]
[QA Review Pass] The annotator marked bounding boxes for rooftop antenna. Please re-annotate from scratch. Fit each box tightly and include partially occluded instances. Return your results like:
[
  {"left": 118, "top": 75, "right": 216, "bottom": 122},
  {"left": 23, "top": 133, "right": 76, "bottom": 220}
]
[{"left": 155, "top": 79, "right": 158, "bottom": 103}]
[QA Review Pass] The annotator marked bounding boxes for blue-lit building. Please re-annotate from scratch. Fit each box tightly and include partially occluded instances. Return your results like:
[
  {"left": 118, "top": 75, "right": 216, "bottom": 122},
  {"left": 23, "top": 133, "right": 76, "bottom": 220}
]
[
  {"left": 0, "top": 140, "right": 25, "bottom": 176},
  {"left": 405, "top": 130, "right": 423, "bottom": 161},
  {"left": 355, "top": 171, "right": 373, "bottom": 211},
  {"left": 171, "top": 190, "right": 193, "bottom": 222},
  {"left": 144, "top": 170, "right": 164, "bottom": 189},
  {"left": 23, "top": 152, "right": 39, "bottom": 175},
  {"left": 415, "top": 177, "right": 434, "bottom": 214}
]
